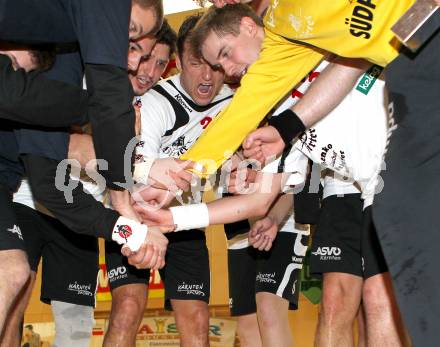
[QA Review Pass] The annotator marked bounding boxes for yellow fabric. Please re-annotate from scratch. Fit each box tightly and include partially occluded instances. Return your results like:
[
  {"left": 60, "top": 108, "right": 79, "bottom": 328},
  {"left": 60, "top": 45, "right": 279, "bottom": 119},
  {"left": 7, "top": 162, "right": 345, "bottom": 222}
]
[
  {"left": 181, "top": 30, "right": 324, "bottom": 174},
  {"left": 265, "top": 0, "right": 414, "bottom": 67},
  {"left": 181, "top": 0, "right": 415, "bottom": 174}
]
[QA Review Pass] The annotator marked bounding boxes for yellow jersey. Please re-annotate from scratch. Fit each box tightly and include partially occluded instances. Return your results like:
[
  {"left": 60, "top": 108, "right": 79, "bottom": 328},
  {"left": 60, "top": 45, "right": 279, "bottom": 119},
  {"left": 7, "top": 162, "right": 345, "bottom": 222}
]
[{"left": 181, "top": 0, "right": 414, "bottom": 173}]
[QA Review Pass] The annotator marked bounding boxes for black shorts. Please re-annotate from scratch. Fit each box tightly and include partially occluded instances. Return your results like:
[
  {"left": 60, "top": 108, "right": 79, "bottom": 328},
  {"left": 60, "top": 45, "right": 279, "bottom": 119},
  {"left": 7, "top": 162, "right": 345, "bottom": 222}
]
[
  {"left": 228, "top": 231, "right": 309, "bottom": 316},
  {"left": 105, "top": 240, "right": 150, "bottom": 289},
  {"left": 105, "top": 229, "right": 210, "bottom": 310},
  {"left": 159, "top": 230, "right": 210, "bottom": 310},
  {"left": 0, "top": 186, "right": 25, "bottom": 251},
  {"left": 310, "top": 194, "right": 387, "bottom": 279},
  {"left": 14, "top": 203, "right": 99, "bottom": 307}
]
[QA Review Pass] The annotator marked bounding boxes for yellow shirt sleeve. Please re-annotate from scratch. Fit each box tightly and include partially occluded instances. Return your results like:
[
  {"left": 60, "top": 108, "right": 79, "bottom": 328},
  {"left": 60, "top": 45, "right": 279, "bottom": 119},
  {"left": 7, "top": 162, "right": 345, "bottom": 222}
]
[{"left": 181, "top": 29, "right": 324, "bottom": 175}]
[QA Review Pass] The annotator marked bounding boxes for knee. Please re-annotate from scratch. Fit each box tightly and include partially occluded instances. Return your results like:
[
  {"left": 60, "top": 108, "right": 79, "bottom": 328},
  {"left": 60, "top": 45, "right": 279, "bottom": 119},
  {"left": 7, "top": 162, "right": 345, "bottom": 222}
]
[
  {"left": 362, "top": 276, "right": 397, "bottom": 320},
  {"left": 3, "top": 251, "right": 30, "bottom": 291},
  {"left": 175, "top": 304, "right": 209, "bottom": 335},
  {"left": 108, "top": 293, "right": 145, "bottom": 332},
  {"left": 256, "top": 297, "right": 286, "bottom": 330},
  {"left": 320, "top": 284, "right": 358, "bottom": 323}
]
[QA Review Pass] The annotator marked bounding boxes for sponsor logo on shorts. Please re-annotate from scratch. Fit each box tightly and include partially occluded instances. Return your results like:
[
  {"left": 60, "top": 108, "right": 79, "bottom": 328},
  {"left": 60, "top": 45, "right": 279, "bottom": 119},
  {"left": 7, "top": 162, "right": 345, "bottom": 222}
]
[
  {"left": 177, "top": 282, "right": 205, "bottom": 297},
  {"left": 292, "top": 279, "right": 298, "bottom": 295},
  {"left": 7, "top": 225, "right": 23, "bottom": 240},
  {"left": 256, "top": 272, "right": 277, "bottom": 284},
  {"left": 107, "top": 266, "right": 128, "bottom": 283},
  {"left": 68, "top": 281, "right": 93, "bottom": 296},
  {"left": 311, "top": 247, "right": 342, "bottom": 261},
  {"left": 292, "top": 256, "right": 304, "bottom": 264}
]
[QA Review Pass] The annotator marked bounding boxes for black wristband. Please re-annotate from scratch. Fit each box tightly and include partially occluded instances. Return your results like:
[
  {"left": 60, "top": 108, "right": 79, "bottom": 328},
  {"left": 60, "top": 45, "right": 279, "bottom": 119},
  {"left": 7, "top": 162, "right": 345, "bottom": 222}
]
[{"left": 268, "top": 109, "right": 306, "bottom": 146}]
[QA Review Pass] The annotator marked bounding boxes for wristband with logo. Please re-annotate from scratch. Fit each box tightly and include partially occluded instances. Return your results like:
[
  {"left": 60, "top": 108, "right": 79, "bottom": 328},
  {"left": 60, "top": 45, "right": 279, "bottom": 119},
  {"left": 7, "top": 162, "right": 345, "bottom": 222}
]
[
  {"left": 169, "top": 203, "right": 210, "bottom": 231},
  {"left": 112, "top": 216, "right": 148, "bottom": 252},
  {"left": 268, "top": 109, "right": 306, "bottom": 146}
]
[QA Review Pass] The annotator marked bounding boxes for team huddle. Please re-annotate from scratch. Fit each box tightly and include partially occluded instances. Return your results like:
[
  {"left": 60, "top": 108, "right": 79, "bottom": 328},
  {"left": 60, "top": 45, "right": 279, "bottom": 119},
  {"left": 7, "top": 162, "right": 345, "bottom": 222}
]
[{"left": 0, "top": 0, "right": 439, "bottom": 346}]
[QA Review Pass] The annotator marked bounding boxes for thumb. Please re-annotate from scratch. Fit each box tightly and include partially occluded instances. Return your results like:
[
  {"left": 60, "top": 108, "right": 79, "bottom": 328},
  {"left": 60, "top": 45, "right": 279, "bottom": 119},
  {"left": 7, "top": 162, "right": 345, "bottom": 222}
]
[{"left": 121, "top": 245, "right": 133, "bottom": 257}]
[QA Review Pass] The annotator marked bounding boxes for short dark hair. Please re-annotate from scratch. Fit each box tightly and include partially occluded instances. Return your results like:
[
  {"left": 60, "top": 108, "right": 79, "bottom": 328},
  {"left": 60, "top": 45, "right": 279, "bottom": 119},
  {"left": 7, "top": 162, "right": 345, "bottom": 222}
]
[
  {"left": 133, "top": 0, "right": 164, "bottom": 35},
  {"left": 177, "top": 14, "right": 202, "bottom": 61},
  {"left": 25, "top": 324, "right": 34, "bottom": 330},
  {"left": 30, "top": 44, "right": 56, "bottom": 71},
  {"left": 155, "top": 19, "right": 177, "bottom": 58},
  {"left": 190, "top": 4, "right": 263, "bottom": 58},
  {"left": 0, "top": 41, "right": 56, "bottom": 71}
]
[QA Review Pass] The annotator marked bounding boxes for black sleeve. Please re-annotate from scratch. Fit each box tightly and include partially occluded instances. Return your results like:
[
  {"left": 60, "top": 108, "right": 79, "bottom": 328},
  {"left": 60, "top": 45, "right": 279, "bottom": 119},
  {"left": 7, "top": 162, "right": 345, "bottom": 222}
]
[
  {"left": 294, "top": 160, "right": 322, "bottom": 225},
  {"left": 22, "top": 154, "right": 118, "bottom": 240},
  {"left": 85, "top": 63, "right": 135, "bottom": 190},
  {"left": 0, "top": 55, "right": 88, "bottom": 127}
]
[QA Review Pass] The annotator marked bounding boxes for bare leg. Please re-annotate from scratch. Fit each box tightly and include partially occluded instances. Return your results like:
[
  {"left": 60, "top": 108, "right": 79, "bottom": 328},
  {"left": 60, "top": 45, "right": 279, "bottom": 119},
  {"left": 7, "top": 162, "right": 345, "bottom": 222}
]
[
  {"left": 236, "top": 313, "right": 262, "bottom": 347},
  {"left": 0, "top": 271, "right": 35, "bottom": 347},
  {"left": 356, "top": 304, "right": 367, "bottom": 347},
  {"left": 362, "top": 273, "right": 409, "bottom": 347},
  {"left": 0, "top": 249, "right": 30, "bottom": 337},
  {"left": 315, "top": 272, "right": 363, "bottom": 347},
  {"left": 103, "top": 283, "right": 148, "bottom": 347},
  {"left": 256, "top": 292, "right": 292, "bottom": 347},
  {"left": 171, "top": 299, "right": 209, "bottom": 347}
]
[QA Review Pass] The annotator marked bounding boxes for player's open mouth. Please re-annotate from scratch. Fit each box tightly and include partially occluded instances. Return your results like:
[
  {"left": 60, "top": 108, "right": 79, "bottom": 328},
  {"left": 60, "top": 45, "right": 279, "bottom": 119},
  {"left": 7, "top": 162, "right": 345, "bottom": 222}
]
[{"left": 198, "top": 83, "right": 213, "bottom": 95}]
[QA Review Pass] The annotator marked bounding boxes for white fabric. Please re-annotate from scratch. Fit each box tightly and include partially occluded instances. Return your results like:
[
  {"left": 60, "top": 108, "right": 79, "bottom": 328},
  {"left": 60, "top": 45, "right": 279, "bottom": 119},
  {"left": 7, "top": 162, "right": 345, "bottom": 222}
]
[
  {"left": 111, "top": 216, "right": 148, "bottom": 252},
  {"left": 322, "top": 173, "right": 361, "bottom": 200},
  {"left": 262, "top": 147, "right": 309, "bottom": 191},
  {"left": 133, "top": 157, "right": 155, "bottom": 185},
  {"left": 170, "top": 203, "right": 210, "bottom": 231},
  {"left": 52, "top": 301, "right": 94, "bottom": 347},
  {"left": 136, "top": 74, "right": 233, "bottom": 160},
  {"left": 271, "top": 59, "right": 387, "bottom": 207},
  {"left": 136, "top": 73, "right": 233, "bottom": 208}
]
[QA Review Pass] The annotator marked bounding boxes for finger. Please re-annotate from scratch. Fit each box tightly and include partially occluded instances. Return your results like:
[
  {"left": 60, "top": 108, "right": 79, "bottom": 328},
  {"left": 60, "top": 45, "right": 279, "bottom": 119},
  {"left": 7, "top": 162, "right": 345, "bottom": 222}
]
[
  {"left": 157, "top": 225, "right": 175, "bottom": 233},
  {"left": 169, "top": 171, "right": 190, "bottom": 192},
  {"left": 264, "top": 239, "right": 273, "bottom": 252},
  {"left": 258, "top": 239, "right": 269, "bottom": 251},
  {"left": 264, "top": 240, "right": 272, "bottom": 252},
  {"left": 135, "top": 244, "right": 155, "bottom": 269},
  {"left": 177, "top": 169, "right": 195, "bottom": 185},
  {"left": 121, "top": 245, "right": 132, "bottom": 257},
  {"left": 157, "top": 256, "right": 166, "bottom": 269},
  {"left": 243, "top": 134, "right": 262, "bottom": 150},
  {"left": 252, "top": 234, "right": 266, "bottom": 249},
  {"left": 177, "top": 159, "right": 196, "bottom": 171},
  {"left": 242, "top": 145, "right": 261, "bottom": 159},
  {"left": 146, "top": 247, "right": 160, "bottom": 269},
  {"left": 127, "top": 244, "right": 149, "bottom": 266}
]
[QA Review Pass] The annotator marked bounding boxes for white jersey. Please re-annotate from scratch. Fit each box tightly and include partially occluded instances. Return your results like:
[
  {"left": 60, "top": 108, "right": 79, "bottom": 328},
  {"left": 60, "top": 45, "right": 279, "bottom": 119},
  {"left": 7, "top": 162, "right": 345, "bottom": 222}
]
[
  {"left": 136, "top": 74, "right": 233, "bottom": 161},
  {"left": 268, "top": 59, "right": 388, "bottom": 207}
]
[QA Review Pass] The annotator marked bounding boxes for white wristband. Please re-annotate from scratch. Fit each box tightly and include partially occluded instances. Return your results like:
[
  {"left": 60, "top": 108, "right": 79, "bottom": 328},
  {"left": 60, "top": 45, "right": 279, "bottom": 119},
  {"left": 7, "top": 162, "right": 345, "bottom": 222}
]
[
  {"left": 169, "top": 203, "right": 210, "bottom": 231},
  {"left": 112, "top": 216, "right": 148, "bottom": 252},
  {"left": 133, "top": 158, "right": 155, "bottom": 185}
]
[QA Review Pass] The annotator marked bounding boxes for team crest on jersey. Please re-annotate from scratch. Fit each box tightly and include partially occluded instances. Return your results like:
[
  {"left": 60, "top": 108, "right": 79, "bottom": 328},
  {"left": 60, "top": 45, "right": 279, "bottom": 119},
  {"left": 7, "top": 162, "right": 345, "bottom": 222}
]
[
  {"left": 162, "top": 135, "right": 193, "bottom": 157},
  {"left": 115, "top": 225, "right": 132, "bottom": 241}
]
